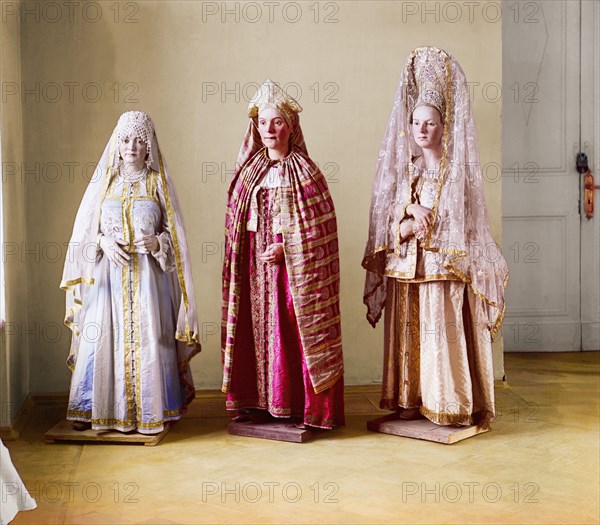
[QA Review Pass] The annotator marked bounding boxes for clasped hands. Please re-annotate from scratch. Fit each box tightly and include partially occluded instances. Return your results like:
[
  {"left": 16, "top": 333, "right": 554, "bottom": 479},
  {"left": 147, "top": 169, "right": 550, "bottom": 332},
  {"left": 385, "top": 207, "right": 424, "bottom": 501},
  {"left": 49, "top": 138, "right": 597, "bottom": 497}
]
[
  {"left": 402, "top": 203, "right": 432, "bottom": 242},
  {"left": 99, "top": 229, "right": 159, "bottom": 267},
  {"left": 259, "top": 243, "right": 284, "bottom": 265}
]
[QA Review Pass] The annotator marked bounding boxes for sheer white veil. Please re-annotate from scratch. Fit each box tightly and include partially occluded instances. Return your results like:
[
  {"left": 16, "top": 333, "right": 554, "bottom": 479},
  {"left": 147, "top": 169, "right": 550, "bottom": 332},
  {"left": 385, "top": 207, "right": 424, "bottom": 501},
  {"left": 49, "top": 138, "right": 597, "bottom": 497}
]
[{"left": 60, "top": 111, "right": 200, "bottom": 369}]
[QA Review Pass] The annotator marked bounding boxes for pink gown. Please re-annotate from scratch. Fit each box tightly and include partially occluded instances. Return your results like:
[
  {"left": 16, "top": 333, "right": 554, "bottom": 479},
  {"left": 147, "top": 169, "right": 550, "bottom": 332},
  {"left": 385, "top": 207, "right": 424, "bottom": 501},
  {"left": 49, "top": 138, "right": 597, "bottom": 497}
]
[{"left": 225, "top": 166, "right": 344, "bottom": 429}]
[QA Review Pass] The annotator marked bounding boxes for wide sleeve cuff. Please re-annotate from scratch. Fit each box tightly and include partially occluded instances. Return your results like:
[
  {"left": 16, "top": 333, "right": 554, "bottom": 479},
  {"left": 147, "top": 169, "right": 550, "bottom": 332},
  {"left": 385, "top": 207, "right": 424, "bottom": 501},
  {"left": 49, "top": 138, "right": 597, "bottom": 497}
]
[
  {"left": 151, "top": 232, "right": 176, "bottom": 273},
  {"left": 95, "top": 233, "right": 104, "bottom": 263}
]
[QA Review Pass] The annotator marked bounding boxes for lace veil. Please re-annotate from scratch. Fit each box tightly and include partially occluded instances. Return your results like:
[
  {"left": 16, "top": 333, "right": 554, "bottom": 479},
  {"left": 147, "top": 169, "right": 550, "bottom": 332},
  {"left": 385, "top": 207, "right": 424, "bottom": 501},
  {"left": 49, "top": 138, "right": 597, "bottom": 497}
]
[{"left": 362, "top": 47, "right": 508, "bottom": 337}]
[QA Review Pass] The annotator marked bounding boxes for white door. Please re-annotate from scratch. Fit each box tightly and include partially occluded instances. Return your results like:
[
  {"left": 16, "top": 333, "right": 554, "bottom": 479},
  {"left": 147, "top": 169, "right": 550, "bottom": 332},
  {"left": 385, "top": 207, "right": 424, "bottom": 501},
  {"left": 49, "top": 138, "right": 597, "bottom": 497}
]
[
  {"left": 502, "top": 0, "right": 600, "bottom": 352},
  {"left": 580, "top": 0, "right": 600, "bottom": 351}
]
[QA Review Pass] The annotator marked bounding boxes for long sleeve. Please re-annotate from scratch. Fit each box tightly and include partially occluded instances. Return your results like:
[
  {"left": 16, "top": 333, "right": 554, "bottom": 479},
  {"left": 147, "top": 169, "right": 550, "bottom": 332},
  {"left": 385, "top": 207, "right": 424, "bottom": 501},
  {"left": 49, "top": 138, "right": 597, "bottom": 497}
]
[
  {"left": 394, "top": 202, "right": 411, "bottom": 257},
  {"left": 394, "top": 171, "right": 423, "bottom": 257},
  {"left": 152, "top": 175, "right": 177, "bottom": 273},
  {"left": 95, "top": 233, "right": 104, "bottom": 263}
]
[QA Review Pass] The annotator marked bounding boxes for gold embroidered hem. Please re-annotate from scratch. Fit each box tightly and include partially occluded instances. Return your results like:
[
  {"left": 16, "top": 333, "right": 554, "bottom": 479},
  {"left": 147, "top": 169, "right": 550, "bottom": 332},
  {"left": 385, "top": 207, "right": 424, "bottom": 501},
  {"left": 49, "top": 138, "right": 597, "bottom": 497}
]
[
  {"left": 66, "top": 407, "right": 186, "bottom": 434},
  {"left": 419, "top": 405, "right": 473, "bottom": 426},
  {"left": 383, "top": 270, "right": 462, "bottom": 283}
]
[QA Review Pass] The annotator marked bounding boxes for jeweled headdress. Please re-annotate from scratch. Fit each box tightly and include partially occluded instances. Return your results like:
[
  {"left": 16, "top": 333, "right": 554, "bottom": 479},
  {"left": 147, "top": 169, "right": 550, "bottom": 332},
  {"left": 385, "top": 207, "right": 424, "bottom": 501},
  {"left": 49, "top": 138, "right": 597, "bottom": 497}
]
[
  {"left": 116, "top": 111, "right": 155, "bottom": 166},
  {"left": 409, "top": 47, "right": 447, "bottom": 119},
  {"left": 248, "top": 79, "right": 302, "bottom": 126}
]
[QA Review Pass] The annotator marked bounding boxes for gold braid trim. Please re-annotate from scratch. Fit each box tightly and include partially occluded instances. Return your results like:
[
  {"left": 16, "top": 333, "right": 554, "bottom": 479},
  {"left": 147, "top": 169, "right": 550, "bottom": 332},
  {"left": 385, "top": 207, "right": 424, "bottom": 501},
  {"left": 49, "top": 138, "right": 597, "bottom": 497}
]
[
  {"left": 60, "top": 277, "right": 95, "bottom": 289},
  {"left": 122, "top": 173, "right": 135, "bottom": 426},
  {"left": 420, "top": 405, "right": 473, "bottom": 426},
  {"left": 67, "top": 409, "right": 186, "bottom": 429},
  {"left": 157, "top": 151, "right": 199, "bottom": 350},
  {"left": 132, "top": 181, "right": 142, "bottom": 424}
]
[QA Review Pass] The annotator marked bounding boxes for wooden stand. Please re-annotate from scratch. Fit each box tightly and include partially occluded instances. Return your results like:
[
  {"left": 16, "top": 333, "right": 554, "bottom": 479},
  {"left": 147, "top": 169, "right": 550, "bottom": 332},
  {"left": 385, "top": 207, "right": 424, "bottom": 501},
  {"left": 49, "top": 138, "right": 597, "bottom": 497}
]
[
  {"left": 44, "top": 419, "right": 169, "bottom": 447},
  {"left": 227, "top": 419, "right": 321, "bottom": 443},
  {"left": 367, "top": 413, "right": 489, "bottom": 445}
]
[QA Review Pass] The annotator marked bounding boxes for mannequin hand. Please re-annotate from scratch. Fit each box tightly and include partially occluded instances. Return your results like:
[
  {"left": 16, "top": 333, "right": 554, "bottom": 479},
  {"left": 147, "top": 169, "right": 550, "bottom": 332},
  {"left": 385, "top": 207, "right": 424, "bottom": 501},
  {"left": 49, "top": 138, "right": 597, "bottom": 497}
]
[
  {"left": 259, "top": 243, "right": 284, "bottom": 265},
  {"left": 399, "top": 219, "right": 415, "bottom": 240},
  {"left": 134, "top": 230, "right": 159, "bottom": 254},
  {"left": 99, "top": 236, "right": 130, "bottom": 267},
  {"left": 413, "top": 222, "right": 428, "bottom": 242},
  {"left": 407, "top": 203, "right": 432, "bottom": 231}
]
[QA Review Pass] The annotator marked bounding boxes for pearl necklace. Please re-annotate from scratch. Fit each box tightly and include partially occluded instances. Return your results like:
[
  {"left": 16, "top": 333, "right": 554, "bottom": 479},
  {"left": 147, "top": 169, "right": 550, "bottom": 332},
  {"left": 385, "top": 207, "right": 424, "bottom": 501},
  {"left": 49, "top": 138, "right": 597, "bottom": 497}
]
[{"left": 120, "top": 166, "right": 147, "bottom": 183}]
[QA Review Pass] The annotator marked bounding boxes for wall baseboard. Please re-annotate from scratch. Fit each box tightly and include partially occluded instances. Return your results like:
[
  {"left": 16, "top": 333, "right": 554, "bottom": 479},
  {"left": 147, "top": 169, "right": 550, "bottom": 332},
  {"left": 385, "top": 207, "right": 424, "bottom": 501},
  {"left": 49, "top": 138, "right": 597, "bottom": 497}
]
[{"left": 0, "top": 394, "right": 36, "bottom": 441}]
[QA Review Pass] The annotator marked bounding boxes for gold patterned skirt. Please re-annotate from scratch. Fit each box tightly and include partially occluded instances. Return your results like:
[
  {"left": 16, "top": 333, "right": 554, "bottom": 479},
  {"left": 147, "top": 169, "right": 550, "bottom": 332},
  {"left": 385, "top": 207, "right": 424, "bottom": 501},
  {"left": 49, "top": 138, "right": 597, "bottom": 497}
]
[{"left": 381, "top": 279, "right": 495, "bottom": 427}]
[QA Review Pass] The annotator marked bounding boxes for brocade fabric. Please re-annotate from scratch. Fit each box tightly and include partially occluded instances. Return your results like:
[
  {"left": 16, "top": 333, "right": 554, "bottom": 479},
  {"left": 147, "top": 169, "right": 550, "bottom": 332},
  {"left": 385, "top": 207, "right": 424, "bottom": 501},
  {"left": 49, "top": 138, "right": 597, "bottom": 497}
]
[{"left": 225, "top": 179, "right": 344, "bottom": 428}]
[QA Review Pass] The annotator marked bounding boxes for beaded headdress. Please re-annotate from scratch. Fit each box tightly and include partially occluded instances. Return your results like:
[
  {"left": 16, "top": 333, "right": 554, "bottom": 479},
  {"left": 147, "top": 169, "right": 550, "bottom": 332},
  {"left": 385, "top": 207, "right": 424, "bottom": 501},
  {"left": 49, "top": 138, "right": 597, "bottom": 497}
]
[
  {"left": 116, "top": 111, "right": 155, "bottom": 167},
  {"left": 410, "top": 47, "right": 446, "bottom": 119}
]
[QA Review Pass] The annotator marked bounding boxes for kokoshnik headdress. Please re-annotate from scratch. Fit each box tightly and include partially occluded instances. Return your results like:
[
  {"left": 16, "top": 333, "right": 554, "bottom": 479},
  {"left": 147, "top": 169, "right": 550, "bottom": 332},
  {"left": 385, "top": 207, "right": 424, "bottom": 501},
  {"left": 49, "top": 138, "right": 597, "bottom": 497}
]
[
  {"left": 247, "top": 78, "right": 303, "bottom": 126},
  {"left": 362, "top": 47, "right": 509, "bottom": 337},
  {"left": 236, "top": 79, "right": 307, "bottom": 171},
  {"left": 409, "top": 48, "right": 446, "bottom": 118}
]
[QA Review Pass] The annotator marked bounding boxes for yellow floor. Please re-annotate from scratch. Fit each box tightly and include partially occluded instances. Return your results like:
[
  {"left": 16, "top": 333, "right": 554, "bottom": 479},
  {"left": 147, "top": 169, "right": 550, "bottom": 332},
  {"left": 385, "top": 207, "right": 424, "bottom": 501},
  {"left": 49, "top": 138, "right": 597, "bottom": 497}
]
[{"left": 5, "top": 352, "right": 600, "bottom": 525}]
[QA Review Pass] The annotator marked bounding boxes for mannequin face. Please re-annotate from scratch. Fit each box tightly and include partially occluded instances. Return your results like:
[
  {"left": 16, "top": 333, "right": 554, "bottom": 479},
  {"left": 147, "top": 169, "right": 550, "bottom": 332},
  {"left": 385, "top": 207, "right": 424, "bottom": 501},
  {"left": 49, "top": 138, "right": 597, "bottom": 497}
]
[
  {"left": 258, "top": 108, "right": 293, "bottom": 155},
  {"left": 119, "top": 135, "right": 147, "bottom": 171},
  {"left": 411, "top": 105, "right": 444, "bottom": 151}
]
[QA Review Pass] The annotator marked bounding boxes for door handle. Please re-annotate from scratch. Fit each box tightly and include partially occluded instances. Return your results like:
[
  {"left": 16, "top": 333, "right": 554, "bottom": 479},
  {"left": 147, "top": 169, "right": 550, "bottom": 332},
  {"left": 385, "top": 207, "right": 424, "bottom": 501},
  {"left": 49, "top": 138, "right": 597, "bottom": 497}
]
[
  {"left": 577, "top": 152, "right": 599, "bottom": 219},
  {"left": 584, "top": 171, "right": 600, "bottom": 219}
]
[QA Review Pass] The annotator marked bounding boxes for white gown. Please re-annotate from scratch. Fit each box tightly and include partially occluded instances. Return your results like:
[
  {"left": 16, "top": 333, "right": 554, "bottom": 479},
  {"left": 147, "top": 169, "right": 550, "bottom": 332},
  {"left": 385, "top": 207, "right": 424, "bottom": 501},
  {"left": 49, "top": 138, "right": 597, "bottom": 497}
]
[
  {"left": 0, "top": 439, "right": 36, "bottom": 524},
  {"left": 67, "top": 170, "right": 193, "bottom": 434}
]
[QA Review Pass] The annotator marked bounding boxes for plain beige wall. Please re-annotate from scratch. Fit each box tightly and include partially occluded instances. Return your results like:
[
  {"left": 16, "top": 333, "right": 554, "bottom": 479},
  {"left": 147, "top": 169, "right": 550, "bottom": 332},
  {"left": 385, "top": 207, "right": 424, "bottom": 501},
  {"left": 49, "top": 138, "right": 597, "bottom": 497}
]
[{"left": 5, "top": 0, "right": 503, "bottom": 396}]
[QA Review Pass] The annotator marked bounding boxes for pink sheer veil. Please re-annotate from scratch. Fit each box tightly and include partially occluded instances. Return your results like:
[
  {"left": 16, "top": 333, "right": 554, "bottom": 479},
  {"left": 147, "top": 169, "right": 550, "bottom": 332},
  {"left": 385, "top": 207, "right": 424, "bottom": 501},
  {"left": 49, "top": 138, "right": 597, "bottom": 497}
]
[{"left": 362, "top": 47, "right": 508, "bottom": 337}]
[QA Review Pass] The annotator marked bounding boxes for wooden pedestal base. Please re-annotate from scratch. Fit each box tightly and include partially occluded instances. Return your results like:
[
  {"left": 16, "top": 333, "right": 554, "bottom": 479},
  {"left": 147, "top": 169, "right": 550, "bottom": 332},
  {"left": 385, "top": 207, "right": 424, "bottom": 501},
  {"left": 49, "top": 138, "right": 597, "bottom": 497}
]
[
  {"left": 227, "top": 419, "right": 321, "bottom": 443},
  {"left": 367, "top": 413, "right": 489, "bottom": 445},
  {"left": 44, "top": 419, "right": 169, "bottom": 446}
]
